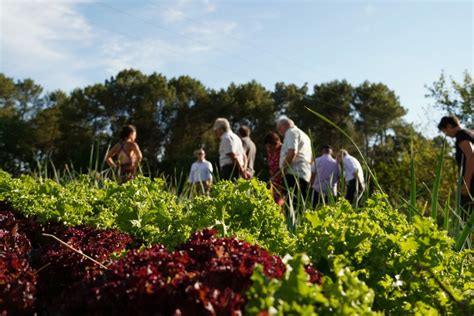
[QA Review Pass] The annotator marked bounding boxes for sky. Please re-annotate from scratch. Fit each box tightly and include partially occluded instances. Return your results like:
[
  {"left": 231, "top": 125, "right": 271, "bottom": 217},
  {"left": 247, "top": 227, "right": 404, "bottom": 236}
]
[{"left": 1, "top": 0, "right": 473, "bottom": 137}]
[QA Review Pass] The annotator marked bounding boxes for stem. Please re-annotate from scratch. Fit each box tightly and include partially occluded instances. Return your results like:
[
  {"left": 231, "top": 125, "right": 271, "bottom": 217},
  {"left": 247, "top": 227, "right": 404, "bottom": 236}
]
[
  {"left": 454, "top": 211, "right": 474, "bottom": 251},
  {"left": 42, "top": 233, "right": 109, "bottom": 270}
]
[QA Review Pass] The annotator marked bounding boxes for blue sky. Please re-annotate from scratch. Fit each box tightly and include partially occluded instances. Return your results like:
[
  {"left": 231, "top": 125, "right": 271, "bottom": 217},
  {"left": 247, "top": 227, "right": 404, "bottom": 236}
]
[{"left": 1, "top": 0, "right": 472, "bottom": 136}]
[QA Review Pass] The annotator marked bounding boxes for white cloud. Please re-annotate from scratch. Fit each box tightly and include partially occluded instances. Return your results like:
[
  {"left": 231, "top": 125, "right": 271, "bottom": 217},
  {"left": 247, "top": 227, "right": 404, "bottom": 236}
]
[
  {"left": 1, "top": 1, "right": 92, "bottom": 63},
  {"left": 0, "top": 0, "right": 241, "bottom": 91},
  {"left": 0, "top": 1, "right": 95, "bottom": 90},
  {"left": 99, "top": 36, "right": 177, "bottom": 75},
  {"left": 185, "top": 21, "right": 237, "bottom": 48},
  {"left": 145, "top": 0, "right": 218, "bottom": 24},
  {"left": 202, "top": 0, "right": 216, "bottom": 14}
]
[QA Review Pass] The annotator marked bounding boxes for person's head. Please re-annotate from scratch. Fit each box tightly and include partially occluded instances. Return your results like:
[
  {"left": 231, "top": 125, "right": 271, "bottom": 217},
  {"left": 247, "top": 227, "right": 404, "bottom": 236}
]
[
  {"left": 238, "top": 125, "right": 251, "bottom": 138},
  {"left": 276, "top": 116, "right": 295, "bottom": 136},
  {"left": 321, "top": 145, "right": 333, "bottom": 155},
  {"left": 437, "top": 115, "right": 461, "bottom": 137},
  {"left": 120, "top": 124, "right": 137, "bottom": 141},
  {"left": 336, "top": 149, "right": 348, "bottom": 162},
  {"left": 194, "top": 149, "right": 205, "bottom": 161},
  {"left": 213, "top": 118, "right": 231, "bottom": 138},
  {"left": 264, "top": 131, "right": 281, "bottom": 152}
]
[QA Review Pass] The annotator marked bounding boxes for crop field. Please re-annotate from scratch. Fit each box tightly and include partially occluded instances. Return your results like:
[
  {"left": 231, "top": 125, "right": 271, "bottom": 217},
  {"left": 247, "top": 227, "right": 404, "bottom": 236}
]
[{"left": 1, "top": 171, "right": 472, "bottom": 315}]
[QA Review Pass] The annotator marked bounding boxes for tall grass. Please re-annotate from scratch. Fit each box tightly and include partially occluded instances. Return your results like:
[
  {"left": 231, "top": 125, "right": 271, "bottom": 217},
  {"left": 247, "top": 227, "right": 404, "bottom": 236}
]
[
  {"left": 430, "top": 142, "right": 445, "bottom": 220},
  {"left": 409, "top": 140, "right": 416, "bottom": 222}
]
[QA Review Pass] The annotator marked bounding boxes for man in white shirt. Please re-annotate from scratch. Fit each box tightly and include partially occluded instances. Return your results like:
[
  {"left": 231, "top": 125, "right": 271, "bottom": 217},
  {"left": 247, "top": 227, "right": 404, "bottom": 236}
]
[
  {"left": 337, "top": 149, "right": 365, "bottom": 206},
  {"left": 214, "top": 118, "right": 248, "bottom": 180},
  {"left": 189, "top": 149, "right": 213, "bottom": 195},
  {"left": 277, "top": 116, "right": 312, "bottom": 207}
]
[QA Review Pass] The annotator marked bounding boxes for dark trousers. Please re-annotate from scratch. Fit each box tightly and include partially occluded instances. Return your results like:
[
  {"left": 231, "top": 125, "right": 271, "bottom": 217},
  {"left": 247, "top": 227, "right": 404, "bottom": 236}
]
[
  {"left": 220, "top": 163, "right": 240, "bottom": 181},
  {"left": 346, "top": 178, "right": 364, "bottom": 205},
  {"left": 312, "top": 190, "right": 331, "bottom": 208},
  {"left": 460, "top": 179, "right": 474, "bottom": 222},
  {"left": 284, "top": 174, "right": 309, "bottom": 207}
]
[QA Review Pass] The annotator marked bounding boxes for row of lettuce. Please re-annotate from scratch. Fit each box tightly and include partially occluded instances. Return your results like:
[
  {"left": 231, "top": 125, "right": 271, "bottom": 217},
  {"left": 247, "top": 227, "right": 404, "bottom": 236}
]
[{"left": 0, "top": 170, "right": 472, "bottom": 315}]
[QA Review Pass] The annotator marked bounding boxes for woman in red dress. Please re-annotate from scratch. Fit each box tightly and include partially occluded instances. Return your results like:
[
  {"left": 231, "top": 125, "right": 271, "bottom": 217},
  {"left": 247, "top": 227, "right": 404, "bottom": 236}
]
[{"left": 264, "top": 132, "right": 284, "bottom": 205}]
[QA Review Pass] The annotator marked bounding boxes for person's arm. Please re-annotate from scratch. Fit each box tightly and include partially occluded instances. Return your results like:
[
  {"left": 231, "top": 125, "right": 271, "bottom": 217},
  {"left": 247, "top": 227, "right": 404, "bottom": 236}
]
[
  {"left": 132, "top": 143, "right": 143, "bottom": 164},
  {"left": 104, "top": 144, "right": 120, "bottom": 169},
  {"left": 459, "top": 140, "right": 474, "bottom": 196},
  {"left": 282, "top": 149, "right": 296, "bottom": 173},
  {"left": 227, "top": 152, "right": 246, "bottom": 176},
  {"left": 189, "top": 163, "right": 195, "bottom": 183},
  {"left": 208, "top": 162, "right": 213, "bottom": 182}
]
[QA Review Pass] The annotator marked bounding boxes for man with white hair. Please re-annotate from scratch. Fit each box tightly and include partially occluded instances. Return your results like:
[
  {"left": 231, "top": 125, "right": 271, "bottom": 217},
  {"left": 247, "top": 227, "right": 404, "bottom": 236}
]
[
  {"left": 277, "top": 116, "right": 312, "bottom": 206},
  {"left": 337, "top": 149, "right": 365, "bottom": 206},
  {"left": 214, "top": 118, "right": 248, "bottom": 180}
]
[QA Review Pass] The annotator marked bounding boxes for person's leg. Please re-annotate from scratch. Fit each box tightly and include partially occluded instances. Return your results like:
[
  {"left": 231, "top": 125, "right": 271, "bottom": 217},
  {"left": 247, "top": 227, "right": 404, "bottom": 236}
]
[
  {"left": 355, "top": 181, "right": 365, "bottom": 207},
  {"left": 298, "top": 179, "right": 310, "bottom": 206},
  {"left": 229, "top": 163, "right": 240, "bottom": 181},
  {"left": 220, "top": 164, "right": 235, "bottom": 180},
  {"left": 284, "top": 174, "right": 297, "bottom": 206},
  {"left": 345, "top": 179, "right": 357, "bottom": 204},
  {"left": 194, "top": 182, "right": 206, "bottom": 195},
  {"left": 460, "top": 179, "right": 474, "bottom": 222},
  {"left": 312, "top": 189, "right": 319, "bottom": 208},
  {"left": 287, "top": 176, "right": 308, "bottom": 209}
]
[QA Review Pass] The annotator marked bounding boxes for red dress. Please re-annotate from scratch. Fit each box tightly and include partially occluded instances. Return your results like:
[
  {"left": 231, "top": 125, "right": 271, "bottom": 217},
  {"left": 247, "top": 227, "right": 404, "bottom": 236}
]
[{"left": 267, "top": 145, "right": 284, "bottom": 205}]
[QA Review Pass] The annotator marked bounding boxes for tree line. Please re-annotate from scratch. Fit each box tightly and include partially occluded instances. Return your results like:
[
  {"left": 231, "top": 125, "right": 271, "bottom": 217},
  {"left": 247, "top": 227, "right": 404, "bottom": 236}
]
[{"left": 0, "top": 69, "right": 472, "bottom": 208}]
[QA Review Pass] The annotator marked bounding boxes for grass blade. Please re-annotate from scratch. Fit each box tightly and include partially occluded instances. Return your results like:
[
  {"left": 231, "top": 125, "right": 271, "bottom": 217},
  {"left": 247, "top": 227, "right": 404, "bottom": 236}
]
[
  {"left": 454, "top": 211, "right": 474, "bottom": 251},
  {"left": 431, "top": 142, "right": 445, "bottom": 221},
  {"left": 409, "top": 139, "right": 416, "bottom": 222},
  {"left": 444, "top": 188, "right": 451, "bottom": 231}
]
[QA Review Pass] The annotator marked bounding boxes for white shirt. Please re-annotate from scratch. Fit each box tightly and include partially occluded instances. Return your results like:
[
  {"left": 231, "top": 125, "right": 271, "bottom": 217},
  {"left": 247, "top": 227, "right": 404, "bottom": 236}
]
[
  {"left": 189, "top": 160, "right": 213, "bottom": 183},
  {"left": 279, "top": 126, "right": 312, "bottom": 182},
  {"left": 219, "top": 131, "right": 245, "bottom": 168},
  {"left": 342, "top": 154, "right": 365, "bottom": 186}
]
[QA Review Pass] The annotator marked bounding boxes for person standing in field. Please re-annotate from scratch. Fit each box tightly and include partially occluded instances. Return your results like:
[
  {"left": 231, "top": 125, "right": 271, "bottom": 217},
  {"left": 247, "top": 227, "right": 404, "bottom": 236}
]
[
  {"left": 337, "top": 149, "right": 365, "bottom": 206},
  {"left": 104, "top": 124, "right": 143, "bottom": 183},
  {"left": 213, "top": 118, "right": 248, "bottom": 180},
  {"left": 438, "top": 115, "right": 474, "bottom": 221},
  {"left": 188, "top": 149, "right": 213, "bottom": 196},
  {"left": 310, "top": 145, "right": 339, "bottom": 206},
  {"left": 264, "top": 131, "right": 285, "bottom": 205},
  {"left": 238, "top": 125, "right": 257, "bottom": 178},
  {"left": 277, "top": 116, "right": 312, "bottom": 207}
]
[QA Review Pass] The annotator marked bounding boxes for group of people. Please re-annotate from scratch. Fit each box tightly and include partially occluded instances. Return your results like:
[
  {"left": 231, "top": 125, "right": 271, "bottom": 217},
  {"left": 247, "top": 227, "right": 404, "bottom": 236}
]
[
  {"left": 102, "top": 114, "right": 473, "bottom": 218},
  {"left": 188, "top": 116, "right": 366, "bottom": 208}
]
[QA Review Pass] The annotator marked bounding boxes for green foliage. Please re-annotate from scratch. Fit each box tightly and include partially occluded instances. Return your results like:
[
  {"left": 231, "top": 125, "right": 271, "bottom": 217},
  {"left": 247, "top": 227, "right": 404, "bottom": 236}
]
[
  {"left": 0, "top": 170, "right": 472, "bottom": 314},
  {"left": 246, "top": 254, "right": 321, "bottom": 315},
  {"left": 246, "top": 254, "right": 380, "bottom": 315},
  {"left": 185, "top": 179, "right": 295, "bottom": 254},
  {"left": 297, "top": 194, "right": 473, "bottom": 314},
  {"left": 0, "top": 172, "right": 293, "bottom": 252},
  {"left": 425, "top": 70, "right": 473, "bottom": 128}
]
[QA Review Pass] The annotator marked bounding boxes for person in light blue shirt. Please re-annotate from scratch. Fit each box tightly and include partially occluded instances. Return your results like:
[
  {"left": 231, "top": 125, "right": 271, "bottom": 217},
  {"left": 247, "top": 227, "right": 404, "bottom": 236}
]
[
  {"left": 310, "top": 145, "right": 339, "bottom": 206},
  {"left": 189, "top": 149, "right": 213, "bottom": 195}
]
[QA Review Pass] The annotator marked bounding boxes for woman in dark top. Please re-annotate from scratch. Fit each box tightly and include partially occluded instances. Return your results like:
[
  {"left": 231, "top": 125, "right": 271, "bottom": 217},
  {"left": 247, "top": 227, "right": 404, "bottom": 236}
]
[
  {"left": 438, "top": 115, "right": 474, "bottom": 220},
  {"left": 105, "top": 124, "right": 143, "bottom": 183}
]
